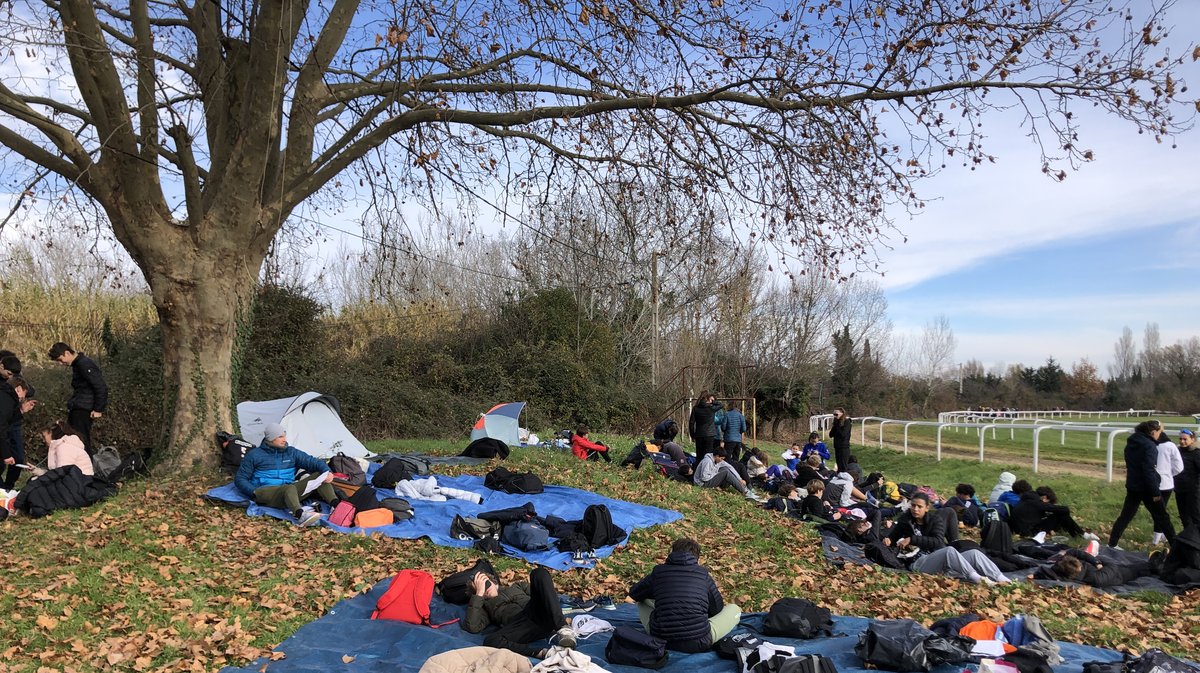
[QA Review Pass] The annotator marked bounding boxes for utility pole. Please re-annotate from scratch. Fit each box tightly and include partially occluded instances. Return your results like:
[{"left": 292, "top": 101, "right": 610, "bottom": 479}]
[{"left": 651, "top": 251, "right": 661, "bottom": 387}]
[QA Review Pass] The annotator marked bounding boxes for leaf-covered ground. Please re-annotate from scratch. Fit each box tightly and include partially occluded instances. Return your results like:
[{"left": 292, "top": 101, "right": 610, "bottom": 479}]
[{"left": 1, "top": 440, "right": 1197, "bottom": 673}]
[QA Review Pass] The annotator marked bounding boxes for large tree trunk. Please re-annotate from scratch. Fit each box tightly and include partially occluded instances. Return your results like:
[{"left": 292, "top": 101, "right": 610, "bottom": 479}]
[{"left": 111, "top": 204, "right": 268, "bottom": 474}]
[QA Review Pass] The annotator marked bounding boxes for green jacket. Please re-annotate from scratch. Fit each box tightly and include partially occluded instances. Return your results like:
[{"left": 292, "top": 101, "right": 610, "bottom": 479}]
[{"left": 462, "top": 582, "right": 530, "bottom": 633}]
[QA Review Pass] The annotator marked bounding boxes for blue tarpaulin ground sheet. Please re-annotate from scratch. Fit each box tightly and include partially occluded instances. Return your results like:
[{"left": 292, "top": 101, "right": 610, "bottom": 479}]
[
  {"left": 220, "top": 576, "right": 1126, "bottom": 673},
  {"left": 204, "top": 468, "right": 681, "bottom": 571}
]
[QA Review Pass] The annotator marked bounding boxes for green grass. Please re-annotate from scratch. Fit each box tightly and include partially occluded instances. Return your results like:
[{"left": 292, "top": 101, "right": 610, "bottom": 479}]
[{"left": 0, "top": 438, "right": 1195, "bottom": 673}]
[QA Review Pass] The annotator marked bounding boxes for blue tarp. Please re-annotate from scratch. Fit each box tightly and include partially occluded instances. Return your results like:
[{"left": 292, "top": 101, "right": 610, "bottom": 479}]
[
  {"left": 220, "top": 576, "right": 1126, "bottom": 673},
  {"left": 204, "top": 469, "right": 681, "bottom": 571}
]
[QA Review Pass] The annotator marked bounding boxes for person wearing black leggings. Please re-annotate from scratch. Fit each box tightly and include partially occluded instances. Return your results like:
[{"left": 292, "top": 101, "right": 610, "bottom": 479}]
[
  {"left": 1109, "top": 420, "right": 1176, "bottom": 549},
  {"left": 688, "top": 391, "right": 720, "bottom": 463}
]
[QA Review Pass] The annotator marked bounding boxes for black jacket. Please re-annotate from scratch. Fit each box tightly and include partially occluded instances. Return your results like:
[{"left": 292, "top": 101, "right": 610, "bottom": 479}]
[
  {"left": 1010, "top": 491, "right": 1072, "bottom": 536},
  {"left": 0, "top": 383, "right": 19, "bottom": 461},
  {"left": 888, "top": 508, "right": 954, "bottom": 552},
  {"left": 1178, "top": 446, "right": 1200, "bottom": 493},
  {"left": 688, "top": 403, "right": 719, "bottom": 440},
  {"left": 1124, "top": 432, "right": 1161, "bottom": 493},
  {"left": 628, "top": 551, "right": 724, "bottom": 652},
  {"left": 69, "top": 354, "right": 108, "bottom": 413},
  {"left": 830, "top": 417, "right": 851, "bottom": 450},
  {"left": 13, "top": 465, "right": 114, "bottom": 517}
]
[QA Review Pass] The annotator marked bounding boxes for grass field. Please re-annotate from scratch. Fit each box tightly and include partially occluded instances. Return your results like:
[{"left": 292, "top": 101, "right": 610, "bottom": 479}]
[{"left": 0, "top": 437, "right": 1196, "bottom": 673}]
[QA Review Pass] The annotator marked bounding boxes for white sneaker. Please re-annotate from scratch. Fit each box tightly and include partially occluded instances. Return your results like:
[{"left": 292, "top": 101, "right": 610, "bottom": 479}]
[
  {"left": 1032, "top": 531, "right": 1047, "bottom": 544},
  {"left": 1151, "top": 532, "right": 1165, "bottom": 546},
  {"left": 554, "top": 626, "right": 577, "bottom": 649},
  {"left": 298, "top": 507, "right": 322, "bottom": 527},
  {"left": 1082, "top": 531, "right": 1100, "bottom": 542},
  {"left": 744, "top": 490, "right": 767, "bottom": 503}
]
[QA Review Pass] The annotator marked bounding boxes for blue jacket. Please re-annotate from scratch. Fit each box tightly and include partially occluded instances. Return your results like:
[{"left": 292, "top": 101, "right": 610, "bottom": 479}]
[
  {"left": 801, "top": 441, "right": 829, "bottom": 461},
  {"left": 721, "top": 409, "right": 748, "bottom": 442},
  {"left": 234, "top": 439, "right": 328, "bottom": 497},
  {"left": 628, "top": 551, "right": 724, "bottom": 652},
  {"left": 1124, "top": 431, "right": 1161, "bottom": 493}
]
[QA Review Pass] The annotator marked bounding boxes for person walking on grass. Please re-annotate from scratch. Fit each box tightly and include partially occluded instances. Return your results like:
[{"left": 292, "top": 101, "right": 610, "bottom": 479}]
[
  {"left": 46, "top": 342, "right": 107, "bottom": 455},
  {"left": 234, "top": 422, "right": 338, "bottom": 527},
  {"left": 1152, "top": 430, "right": 1184, "bottom": 546},
  {"left": 628, "top": 537, "right": 741, "bottom": 653},
  {"left": 1109, "top": 420, "right": 1176, "bottom": 550}
]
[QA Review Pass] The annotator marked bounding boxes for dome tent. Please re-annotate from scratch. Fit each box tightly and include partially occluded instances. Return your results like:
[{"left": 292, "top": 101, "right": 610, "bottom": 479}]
[{"left": 236, "top": 392, "right": 371, "bottom": 459}]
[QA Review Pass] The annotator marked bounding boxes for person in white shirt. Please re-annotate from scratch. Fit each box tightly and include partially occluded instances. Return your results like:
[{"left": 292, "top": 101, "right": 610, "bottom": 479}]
[{"left": 1153, "top": 432, "right": 1184, "bottom": 545}]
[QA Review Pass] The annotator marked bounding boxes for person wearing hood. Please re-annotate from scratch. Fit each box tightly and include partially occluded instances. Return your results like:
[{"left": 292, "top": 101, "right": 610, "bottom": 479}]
[
  {"left": 988, "top": 472, "right": 1016, "bottom": 506},
  {"left": 627, "top": 537, "right": 741, "bottom": 653},
  {"left": 234, "top": 422, "right": 338, "bottom": 526},
  {"left": 1109, "top": 420, "right": 1175, "bottom": 549}
]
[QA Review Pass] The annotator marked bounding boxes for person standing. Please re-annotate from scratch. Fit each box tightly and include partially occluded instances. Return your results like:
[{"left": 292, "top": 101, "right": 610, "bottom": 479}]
[
  {"left": 1152, "top": 431, "right": 1184, "bottom": 545},
  {"left": 47, "top": 342, "right": 108, "bottom": 455},
  {"left": 720, "top": 404, "right": 748, "bottom": 461},
  {"left": 829, "top": 407, "right": 852, "bottom": 472},
  {"left": 1176, "top": 429, "right": 1200, "bottom": 530},
  {"left": 1108, "top": 420, "right": 1175, "bottom": 549},
  {"left": 1, "top": 377, "right": 36, "bottom": 475},
  {"left": 687, "top": 391, "right": 720, "bottom": 463},
  {"left": 0, "top": 354, "right": 36, "bottom": 489}
]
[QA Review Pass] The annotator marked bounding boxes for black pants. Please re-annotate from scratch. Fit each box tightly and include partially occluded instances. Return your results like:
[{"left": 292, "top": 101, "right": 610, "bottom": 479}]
[
  {"left": 694, "top": 436, "right": 718, "bottom": 463},
  {"left": 1176, "top": 487, "right": 1199, "bottom": 531},
  {"left": 69, "top": 408, "right": 94, "bottom": 455},
  {"left": 724, "top": 441, "right": 743, "bottom": 461},
  {"left": 483, "top": 568, "right": 564, "bottom": 658},
  {"left": 1156, "top": 490, "right": 1174, "bottom": 533},
  {"left": 1109, "top": 489, "right": 1175, "bottom": 547},
  {"left": 586, "top": 449, "right": 612, "bottom": 462},
  {"left": 1037, "top": 510, "right": 1084, "bottom": 538},
  {"left": 834, "top": 444, "right": 850, "bottom": 473},
  {"left": 0, "top": 421, "right": 25, "bottom": 489}
]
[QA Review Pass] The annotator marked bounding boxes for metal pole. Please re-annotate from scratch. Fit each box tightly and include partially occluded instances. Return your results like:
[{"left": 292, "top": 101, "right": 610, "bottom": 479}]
[{"left": 651, "top": 252, "right": 660, "bottom": 388}]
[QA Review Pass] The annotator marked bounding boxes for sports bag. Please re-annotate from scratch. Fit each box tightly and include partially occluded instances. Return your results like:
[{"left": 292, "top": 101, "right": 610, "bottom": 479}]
[
  {"left": 372, "top": 459, "right": 414, "bottom": 489},
  {"left": 605, "top": 626, "right": 668, "bottom": 669},
  {"left": 329, "top": 500, "right": 356, "bottom": 527},
  {"left": 355, "top": 508, "right": 393, "bottom": 528},
  {"left": 380, "top": 498, "right": 414, "bottom": 522},
  {"left": 450, "top": 514, "right": 501, "bottom": 541},
  {"left": 501, "top": 519, "right": 551, "bottom": 551},
  {"left": 484, "top": 466, "right": 544, "bottom": 494},
  {"left": 327, "top": 453, "right": 366, "bottom": 485},
  {"left": 371, "top": 570, "right": 458, "bottom": 627},
  {"left": 580, "top": 504, "right": 626, "bottom": 550},
  {"left": 436, "top": 558, "right": 497, "bottom": 604},
  {"left": 761, "top": 598, "right": 833, "bottom": 639},
  {"left": 854, "top": 619, "right": 934, "bottom": 672}
]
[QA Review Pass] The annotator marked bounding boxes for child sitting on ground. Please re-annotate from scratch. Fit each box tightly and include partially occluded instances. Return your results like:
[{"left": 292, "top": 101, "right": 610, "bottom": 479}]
[
  {"left": 570, "top": 425, "right": 612, "bottom": 462},
  {"left": 745, "top": 448, "right": 769, "bottom": 485},
  {"left": 764, "top": 482, "right": 805, "bottom": 516},
  {"left": 801, "top": 480, "right": 842, "bottom": 522},
  {"left": 943, "top": 483, "right": 984, "bottom": 527}
]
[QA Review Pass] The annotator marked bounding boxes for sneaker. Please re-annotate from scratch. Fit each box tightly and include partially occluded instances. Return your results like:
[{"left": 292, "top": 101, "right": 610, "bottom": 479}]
[
  {"left": 297, "top": 508, "right": 322, "bottom": 527},
  {"left": 1110, "top": 544, "right": 1125, "bottom": 551},
  {"left": 592, "top": 595, "right": 617, "bottom": 611},
  {"left": 554, "top": 626, "right": 577, "bottom": 649},
  {"left": 980, "top": 576, "right": 999, "bottom": 587},
  {"left": 1032, "top": 531, "right": 1047, "bottom": 544},
  {"left": 1084, "top": 540, "right": 1100, "bottom": 557},
  {"left": 1082, "top": 531, "right": 1100, "bottom": 542},
  {"left": 1151, "top": 532, "right": 1165, "bottom": 546},
  {"left": 896, "top": 546, "right": 921, "bottom": 561},
  {"left": 559, "top": 596, "right": 596, "bottom": 614},
  {"left": 744, "top": 489, "right": 767, "bottom": 503}
]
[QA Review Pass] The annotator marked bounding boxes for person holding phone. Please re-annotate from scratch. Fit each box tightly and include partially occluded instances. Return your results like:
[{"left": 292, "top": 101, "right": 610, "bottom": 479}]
[{"left": 462, "top": 567, "right": 577, "bottom": 658}]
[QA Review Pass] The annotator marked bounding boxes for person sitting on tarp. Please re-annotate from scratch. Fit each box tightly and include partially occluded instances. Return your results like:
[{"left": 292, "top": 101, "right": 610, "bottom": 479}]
[
  {"left": 628, "top": 537, "right": 741, "bottom": 653},
  {"left": 570, "top": 425, "right": 611, "bottom": 462},
  {"left": 234, "top": 422, "right": 338, "bottom": 527},
  {"left": 462, "top": 567, "right": 577, "bottom": 659}
]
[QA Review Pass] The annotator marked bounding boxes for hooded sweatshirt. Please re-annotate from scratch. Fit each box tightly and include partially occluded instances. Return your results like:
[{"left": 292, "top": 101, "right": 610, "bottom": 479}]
[{"left": 988, "top": 472, "right": 1016, "bottom": 505}]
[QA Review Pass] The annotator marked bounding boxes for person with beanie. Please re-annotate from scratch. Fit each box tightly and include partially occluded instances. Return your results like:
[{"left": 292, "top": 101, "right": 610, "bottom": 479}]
[{"left": 234, "top": 422, "right": 338, "bottom": 526}]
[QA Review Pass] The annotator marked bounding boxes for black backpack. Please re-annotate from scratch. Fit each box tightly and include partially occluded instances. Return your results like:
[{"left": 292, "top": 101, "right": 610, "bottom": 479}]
[
  {"left": 580, "top": 504, "right": 626, "bottom": 550},
  {"left": 605, "top": 626, "right": 668, "bottom": 669},
  {"left": 714, "top": 632, "right": 764, "bottom": 660},
  {"left": 436, "top": 558, "right": 497, "bottom": 604},
  {"left": 450, "top": 514, "right": 502, "bottom": 541},
  {"left": 102, "top": 450, "right": 151, "bottom": 484},
  {"left": 328, "top": 453, "right": 366, "bottom": 485},
  {"left": 461, "top": 437, "right": 510, "bottom": 459},
  {"left": 379, "top": 498, "right": 414, "bottom": 522},
  {"left": 484, "top": 466, "right": 544, "bottom": 494},
  {"left": 216, "top": 431, "right": 254, "bottom": 474},
  {"left": 478, "top": 502, "right": 537, "bottom": 525},
  {"left": 761, "top": 598, "right": 834, "bottom": 639},
  {"left": 780, "top": 654, "right": 839, "bottom": 673},
  {"left": 500, "top": 520, "right": 551, "bottom": 551},
  {"left": 346, "top": 484, "right": 383, "bottom": 511},
  {"left": 1125, "top": 650, "right": 1199, "bottom": 673},
  {"left": 620, "top": 441, "right": 650, "bottom": 468},
  {"left": 372, "top": 459, "right": 414, "bottom": 489},
  {"left": 864, "top": 541, "right": 906, "bottom": 569}
]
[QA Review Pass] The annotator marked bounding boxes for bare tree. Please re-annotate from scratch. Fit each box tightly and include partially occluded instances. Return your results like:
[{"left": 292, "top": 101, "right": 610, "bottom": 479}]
[
  {"left": 1110, "top": 326, "right": 1138, "bottom": 381},
  {"left": 0, "top": 0, "right": 1192, "bottom": 468},
  {"left": 1141, "top": 322, "right": 1163, "bottom": 380}
]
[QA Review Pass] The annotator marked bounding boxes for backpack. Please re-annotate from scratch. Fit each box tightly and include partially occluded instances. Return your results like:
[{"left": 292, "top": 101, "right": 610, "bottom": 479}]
[
  {"left": 450, "top": 514, "right": 501, "bottom": 541},
  {"left": 346, "top": 484, "right": 383, "bottom": 511},
  {"left": 761, "top": 598, "right": 834, "bottom": 639},
  {"left": 473, "top": 537, "right": 511, "bottom": 555},
  {"left": 714, "top": 633, "right": 765, "bottom": 660},
  {"left": 371, "top": 570, "right": 458, "bottom": 627},
  {"left": 855, "top": 619, "right": 934, "bottom": 672},
  {"left": 864, "top": 541, "right": 906, "bottom": 569},
  {"left": 327, "top": 453, "right": 365, "bottom": 485},
  {"left": 105, "top": 450, "right": 149, "bottom": 484},
  {"left": 379, "top": 498, "right": 414, "bottom": 522},
  {"left": 501, "top": 519, "right": 551, "bottom": 551},
  {"left": 605, "top": 626, "right": 668, "bottom": 669},
  {"left": 580, "top": 504, "right": 626, "bottom": 550},
  {"left": 484, "top": 467, "right": 544, "bottom": 494},
  {"left": 372, "top": 459, "right": 414, "bottom": 489},
  {"left": 461, "top": 437, "right": 510, "bottom": 459},
  {"left": 1125, "top": 649, "right": 1199, "bottom": 673},
  {"left": 737, "top": 643, "right": 797, "bottom": 673},
  {"left": 391, "top": 455, "right": 433, "bottom": 476},
  {"left": 916, "top": 486, "right": 941, "bottom": 505},
  {"left": 216, "top": 431, "right": 254, "bottom": 474},
  {"left": 435, "top": 558, "right": 497, "bottom": 604},
  {"left": 621, "top": 441, "right": 650, "bottom": 469},
  {"left": 90, "top": 446, "right": 122, "bottom": 481},
  {"left": 780, "top": 655, "right": 839, "bottom": 673},
  {"left": 479, "top": 502, "right": 537, "bottom": 525}
]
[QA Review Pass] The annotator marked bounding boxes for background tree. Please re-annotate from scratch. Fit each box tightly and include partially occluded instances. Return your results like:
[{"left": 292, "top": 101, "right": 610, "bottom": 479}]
[{"left": 0, "top": 0, "right": 1192, "bottom": 469}]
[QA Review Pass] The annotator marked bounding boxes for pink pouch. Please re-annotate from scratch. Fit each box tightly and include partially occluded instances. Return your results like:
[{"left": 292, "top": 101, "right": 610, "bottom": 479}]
[{"left": 329, "top": 500, "right": 356, "bottom": 527}]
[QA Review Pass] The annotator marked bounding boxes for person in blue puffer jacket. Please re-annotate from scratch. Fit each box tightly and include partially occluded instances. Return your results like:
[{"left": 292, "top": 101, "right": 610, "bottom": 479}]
[
  {"left": 627, "top": 537, "right": 741, "bottom": 653},
  {"left": 235, "top": 422, "right": 338, "bottom": 526}
]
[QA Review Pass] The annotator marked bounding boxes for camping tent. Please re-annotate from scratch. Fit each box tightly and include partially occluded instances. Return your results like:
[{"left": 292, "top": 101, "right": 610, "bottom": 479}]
[
  {"left": 236, "top": 392, "right": 371, "bottom": 459},
  {"left": 470, "top": 402, "right": 526, "bottom": 446}
]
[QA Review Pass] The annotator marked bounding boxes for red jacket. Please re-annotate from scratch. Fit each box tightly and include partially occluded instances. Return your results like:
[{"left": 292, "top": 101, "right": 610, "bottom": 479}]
[{"left": 571, "top": 434, "right": 608, "bottom": 460}]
